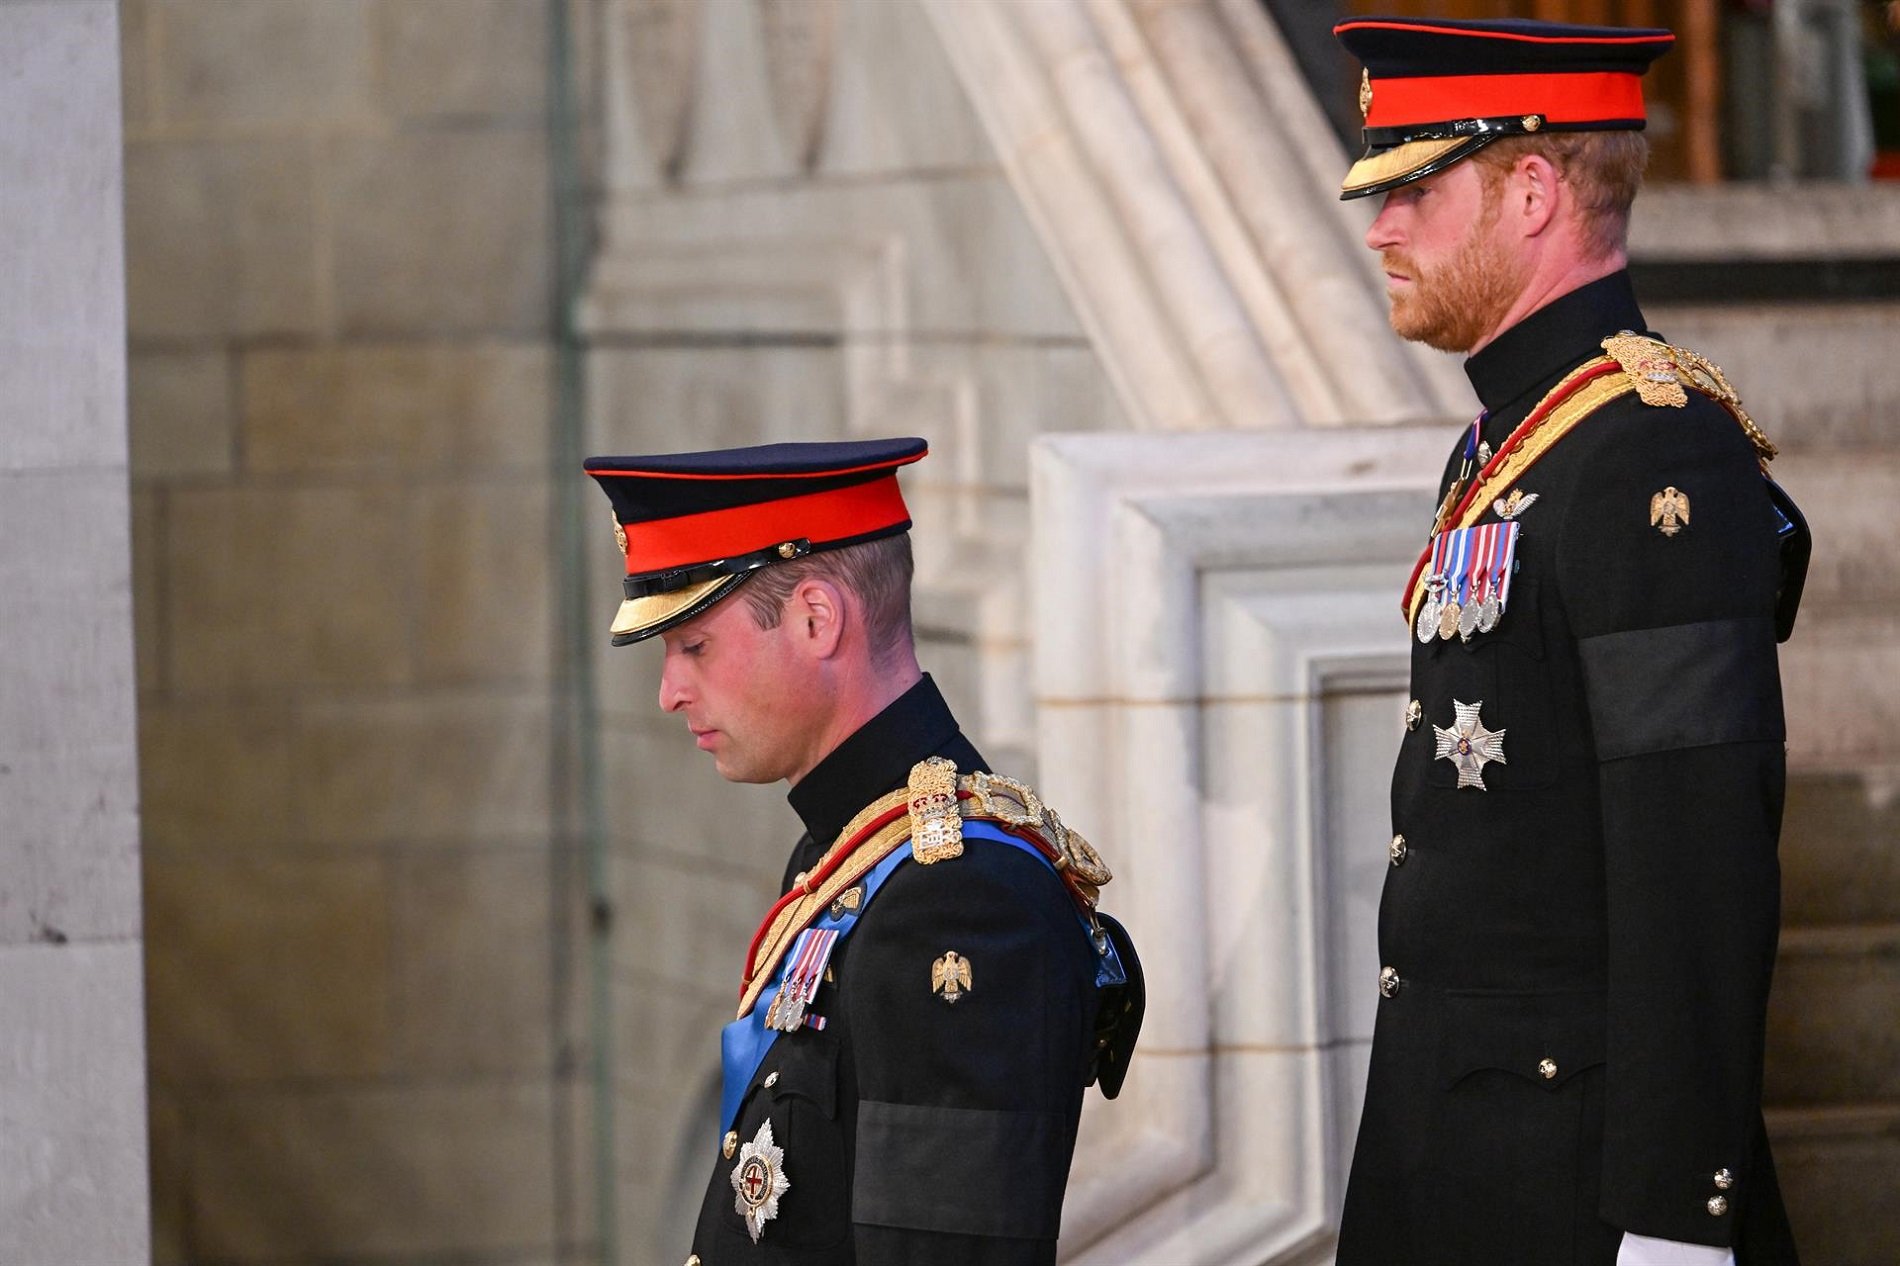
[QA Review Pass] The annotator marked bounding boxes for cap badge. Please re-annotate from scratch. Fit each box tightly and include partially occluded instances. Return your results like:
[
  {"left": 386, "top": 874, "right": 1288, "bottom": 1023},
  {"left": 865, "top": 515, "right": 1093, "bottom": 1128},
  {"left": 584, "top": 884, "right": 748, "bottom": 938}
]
[
  {"left": 1434, "top": 698, "right": 1507, "bottom": 790},
  {"left": 610, "top": 512, "right": 628, "bottom": 556},
  {"left": 932, "top": 950, "right": 972, "bottom": 1004},
  {"left": 1359, "top": 69, "right": 1373, "bottom": 119},
  {"left": 1650, "top": 486, "right": 1690, "bottom": 537},
  {"left": 730, "top": 1119, "right": 791, "bottom": 1242}
]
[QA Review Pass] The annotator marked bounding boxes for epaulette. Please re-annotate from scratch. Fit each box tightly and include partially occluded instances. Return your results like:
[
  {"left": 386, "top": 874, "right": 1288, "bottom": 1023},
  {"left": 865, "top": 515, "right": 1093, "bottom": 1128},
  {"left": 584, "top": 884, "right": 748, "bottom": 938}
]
[
  {"left": 1600, "top": 332, "right": 1777, "bottom": 460},
  {"left": 737, "top": 758, "right": 1113, "bottom": 1020}
]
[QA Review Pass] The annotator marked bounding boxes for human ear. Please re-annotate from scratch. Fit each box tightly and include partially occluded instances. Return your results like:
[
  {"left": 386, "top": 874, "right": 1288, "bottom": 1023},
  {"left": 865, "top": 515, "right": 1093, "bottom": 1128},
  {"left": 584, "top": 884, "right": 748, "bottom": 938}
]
[
  {"left": 1514, "top": 154, "right": 1559, "bottom": 237},
  {"left": 791, "top": 577, "right": 846, "bottom": 659}
]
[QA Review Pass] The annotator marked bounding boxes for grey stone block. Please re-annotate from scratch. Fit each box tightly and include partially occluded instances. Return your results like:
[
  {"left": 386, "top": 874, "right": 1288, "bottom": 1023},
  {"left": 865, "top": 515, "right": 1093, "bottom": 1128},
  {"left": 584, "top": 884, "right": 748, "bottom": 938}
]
[
  {"left": 124, "top": 138, "right": 321, "bottom": 341},
  {"left": 1764, "top": 926, "right": 1900, "bottom": 1108},
  {"left": 153, "top": 0, "right": 372, "bottom": 127},
  {"left": 0, "top": 469, "right": 142, "bottom": 946},
  {"left": 0, "top": 0, "right": 129, "bottom": 473},
  {"left": 392, "top": 848, "right": 554, "bottom": 1076},
  {"left": 1780, "top": 770, "right": 1900, "bottom": 926},
  {"left": 1770, "top": 1106, "right": 1900, "bottom": 1266},
  {"left": 0, "top": 943, "right": 150, "bottom": 1266},
  {"left": 144, "top": 854, "right": 392, "bottom": 1084},
  {"left": 186, "top": 1080, "right": 556, "bottom": 1258},
  {"left": 330, "top": 128, "right": 552, "bottom": 336},
  {"left": 240, "top": 342, "right": 550, "bottom": 475},
  {"left": 375, "top": 0, "right": 548, "bottom": 121},
  {"left": 128, "top": 351, "right": 233, "bottom": 479},
  {"left": 163, "top": 483, "right": 413, "bottom": 692}
]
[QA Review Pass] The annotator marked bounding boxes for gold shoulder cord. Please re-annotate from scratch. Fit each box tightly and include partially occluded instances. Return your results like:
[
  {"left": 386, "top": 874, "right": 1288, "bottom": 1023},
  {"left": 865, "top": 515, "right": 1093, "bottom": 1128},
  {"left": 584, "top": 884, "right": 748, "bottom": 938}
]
[
  {"left": 736, "top": 758, "right": 1116, "bottom": 1019},
  {"left": 1404, "top": 335, "right": 1777, "bottom": 628}
]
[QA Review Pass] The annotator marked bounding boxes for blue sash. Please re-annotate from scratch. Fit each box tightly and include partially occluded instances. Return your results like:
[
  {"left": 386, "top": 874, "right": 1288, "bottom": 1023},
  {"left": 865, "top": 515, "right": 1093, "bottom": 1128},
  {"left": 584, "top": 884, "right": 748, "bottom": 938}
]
[{"left": 717, "top": 821, "right": 1123, "bottom": 1134}]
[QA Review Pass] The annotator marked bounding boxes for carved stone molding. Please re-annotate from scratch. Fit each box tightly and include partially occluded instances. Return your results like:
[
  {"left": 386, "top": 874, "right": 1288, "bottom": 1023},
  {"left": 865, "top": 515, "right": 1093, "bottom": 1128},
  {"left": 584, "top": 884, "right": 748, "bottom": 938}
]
[
  {"left": 920, "top": 0, "right": 1474, "bottom": 430},
  {"left": 617, "top": 0, "right": 701, "bottom": 180},
  {"left": 1031, "top": 429, "right": 1455, "bottom": 1262},
  {"left": 757, "top": 0, "right": 840, "bottom": 171}
]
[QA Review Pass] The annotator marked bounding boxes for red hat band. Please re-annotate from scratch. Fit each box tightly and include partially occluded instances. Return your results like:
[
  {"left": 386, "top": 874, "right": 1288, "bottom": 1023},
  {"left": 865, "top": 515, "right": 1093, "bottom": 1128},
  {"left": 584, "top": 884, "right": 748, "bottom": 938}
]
[
  {"left": 620, "top": 476, "right": 911, "bottom": 575},
  {"left": 1366, "top": 71, "right": 1646, "bottom": 134}
]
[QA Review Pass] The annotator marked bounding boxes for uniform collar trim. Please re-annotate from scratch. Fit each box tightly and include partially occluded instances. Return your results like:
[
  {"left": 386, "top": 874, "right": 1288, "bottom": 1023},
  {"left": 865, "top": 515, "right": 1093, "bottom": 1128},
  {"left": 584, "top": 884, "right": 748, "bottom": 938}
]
[{"left": 1464, "top": 270, "right": 1647, "bottom": 414}]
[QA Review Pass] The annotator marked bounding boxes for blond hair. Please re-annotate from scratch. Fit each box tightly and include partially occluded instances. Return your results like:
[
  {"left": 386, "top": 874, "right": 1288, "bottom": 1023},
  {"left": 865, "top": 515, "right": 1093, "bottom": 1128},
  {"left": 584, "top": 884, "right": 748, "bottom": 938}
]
[
  {"left": 740, "top": 533, "right": 914, "bottom": 660},
  {"left": 1469, "top": 131, "right": 1649, "bottom": 260}
]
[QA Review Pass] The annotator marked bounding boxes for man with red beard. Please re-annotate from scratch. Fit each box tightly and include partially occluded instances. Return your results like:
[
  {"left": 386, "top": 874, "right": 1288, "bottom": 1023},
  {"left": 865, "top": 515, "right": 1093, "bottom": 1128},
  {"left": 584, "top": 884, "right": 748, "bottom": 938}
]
[{"left": 1332, "top": 17, "right": 1809, "bottom": 1266}]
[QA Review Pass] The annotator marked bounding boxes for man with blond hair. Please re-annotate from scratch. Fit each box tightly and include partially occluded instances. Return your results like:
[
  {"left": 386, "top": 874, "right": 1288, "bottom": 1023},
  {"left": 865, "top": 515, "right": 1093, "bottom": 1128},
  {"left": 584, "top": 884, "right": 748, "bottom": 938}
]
[
  {"left": 1332, "top": 17, "right": 1808, "bottom": 1266},
  {"left": 585, "top": 438, "right": 1141, "bottom": 1265}
]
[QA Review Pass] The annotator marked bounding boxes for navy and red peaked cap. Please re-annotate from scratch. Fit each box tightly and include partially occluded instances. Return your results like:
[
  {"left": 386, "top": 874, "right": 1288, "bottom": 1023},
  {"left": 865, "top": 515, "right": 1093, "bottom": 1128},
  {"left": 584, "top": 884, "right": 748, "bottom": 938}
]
[
  {"left": 1333, "top": 16, "right": 1674, "bottom": 200},
  {"left": 584, "top": 438, "right": 926, "bottom": 645}
]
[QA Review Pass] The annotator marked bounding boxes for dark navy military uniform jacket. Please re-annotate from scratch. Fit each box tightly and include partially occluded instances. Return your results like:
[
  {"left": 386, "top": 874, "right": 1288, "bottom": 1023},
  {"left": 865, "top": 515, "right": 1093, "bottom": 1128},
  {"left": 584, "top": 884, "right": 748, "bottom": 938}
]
[
  {"left": 686, "top": 676, "right": 1100, "bottom": 1265},
  {"left": 1337, "top": 273, "right": 1801, "bottom": 1265}
]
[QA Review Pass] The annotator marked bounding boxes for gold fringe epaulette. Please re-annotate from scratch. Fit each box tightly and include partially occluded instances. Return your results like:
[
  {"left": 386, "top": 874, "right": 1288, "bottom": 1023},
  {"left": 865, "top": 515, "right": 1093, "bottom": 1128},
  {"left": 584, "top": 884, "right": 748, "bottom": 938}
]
[
  {"left": 1600, "top": 332, "right": 1777, "bottom": 461},
  {"left": 736, "top": 757, "right": 1111, "bottom": 1019}
]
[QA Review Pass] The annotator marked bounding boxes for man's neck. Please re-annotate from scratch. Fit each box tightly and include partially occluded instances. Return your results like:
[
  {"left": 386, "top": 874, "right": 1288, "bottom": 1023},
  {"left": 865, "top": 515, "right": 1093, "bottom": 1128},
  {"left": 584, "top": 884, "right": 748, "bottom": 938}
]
[
  {"left": 786, "top": 656, "right": 924, "bottom": 787},
  {"left": 1470, "top": 250, "right": 1627, "bottom": 356}
]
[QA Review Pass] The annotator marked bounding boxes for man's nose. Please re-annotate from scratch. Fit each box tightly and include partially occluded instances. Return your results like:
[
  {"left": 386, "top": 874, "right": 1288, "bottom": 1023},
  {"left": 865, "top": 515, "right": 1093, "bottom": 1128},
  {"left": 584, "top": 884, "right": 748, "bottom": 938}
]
[
  {"left": 658, "top": 660, "right": 688, "bottom": 713},
  {"left": 1365, "top": 199, "right": 1402, "bottom": 254}
]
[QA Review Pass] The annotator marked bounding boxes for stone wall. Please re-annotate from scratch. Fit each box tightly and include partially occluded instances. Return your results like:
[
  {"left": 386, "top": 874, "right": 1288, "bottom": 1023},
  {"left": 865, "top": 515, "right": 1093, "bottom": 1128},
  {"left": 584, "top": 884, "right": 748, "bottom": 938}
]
[
  {"left": 0, "top": 3, "right": 150, "bottom": 1263},
  {"left": 124, "top": 2, "right": 590, "bottom": 1262}
]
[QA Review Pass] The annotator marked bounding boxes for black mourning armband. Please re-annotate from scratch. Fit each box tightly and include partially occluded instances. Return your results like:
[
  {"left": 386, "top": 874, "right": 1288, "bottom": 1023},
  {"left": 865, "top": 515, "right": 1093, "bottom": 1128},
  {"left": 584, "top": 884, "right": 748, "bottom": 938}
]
[
  {"left": 854, "top": 1101, "right": 1068, "bottom": 1239},
  {"left": 1577, "top": 617, "right": 1784, "bottom": 761}
]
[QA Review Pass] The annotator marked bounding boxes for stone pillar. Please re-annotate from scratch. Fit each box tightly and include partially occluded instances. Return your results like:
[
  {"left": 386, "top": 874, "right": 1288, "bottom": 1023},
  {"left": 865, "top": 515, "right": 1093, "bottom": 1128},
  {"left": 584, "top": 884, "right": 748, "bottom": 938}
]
[
  {"left": 1029, "top": 428, "right": 1451, "bottom": 1263},
  {"left": 0, "top": 3, "right": 151, "bottom": 1263}
]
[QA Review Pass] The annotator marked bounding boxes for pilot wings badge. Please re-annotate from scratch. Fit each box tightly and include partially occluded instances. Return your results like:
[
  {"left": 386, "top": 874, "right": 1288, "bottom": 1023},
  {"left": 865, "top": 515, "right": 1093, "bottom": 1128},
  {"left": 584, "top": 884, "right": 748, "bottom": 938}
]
[
  {"left": 730, "top": 1119, "right": 791, "bottom": 1243},
  {"left": 931, "top": 950, "right": 972, "bottom": 1004}
]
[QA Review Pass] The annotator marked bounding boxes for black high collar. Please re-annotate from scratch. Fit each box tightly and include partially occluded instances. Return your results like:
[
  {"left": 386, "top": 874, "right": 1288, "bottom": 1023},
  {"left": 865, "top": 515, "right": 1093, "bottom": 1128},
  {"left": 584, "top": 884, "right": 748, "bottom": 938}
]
[
  {"left": 1464, "top": 270, "right": 1649, "bottom": 418},
  {"left": 786, "top": 674, "right": 985, "bottom": 847}
]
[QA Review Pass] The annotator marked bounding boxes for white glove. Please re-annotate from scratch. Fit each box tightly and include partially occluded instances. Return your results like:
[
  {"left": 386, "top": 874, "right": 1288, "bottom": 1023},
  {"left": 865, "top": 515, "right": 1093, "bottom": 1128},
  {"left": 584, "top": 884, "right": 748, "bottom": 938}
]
[{"left": 1616, "top": 1232, "right": 1736, "bottom": 1266}]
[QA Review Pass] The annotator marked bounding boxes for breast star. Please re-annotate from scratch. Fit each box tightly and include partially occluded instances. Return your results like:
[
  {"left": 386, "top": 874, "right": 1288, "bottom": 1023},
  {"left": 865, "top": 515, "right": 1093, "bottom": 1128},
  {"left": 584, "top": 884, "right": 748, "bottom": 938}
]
[{"left": 1433, "top": 699, "right": 1507, "bottom": 790}]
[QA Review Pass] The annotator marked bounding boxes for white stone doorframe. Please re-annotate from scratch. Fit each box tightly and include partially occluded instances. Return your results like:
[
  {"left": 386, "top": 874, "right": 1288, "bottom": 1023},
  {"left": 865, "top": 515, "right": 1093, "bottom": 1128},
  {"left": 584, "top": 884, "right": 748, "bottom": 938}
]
[{"left": 1032, "top": 429, "right": 1455, "bottom": 1265}]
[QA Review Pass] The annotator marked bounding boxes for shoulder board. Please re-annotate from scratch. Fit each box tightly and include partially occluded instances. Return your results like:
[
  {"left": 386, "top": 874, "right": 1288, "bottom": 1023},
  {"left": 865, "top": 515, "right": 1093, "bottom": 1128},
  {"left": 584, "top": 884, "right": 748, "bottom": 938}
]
[
  {"left": 1601, "top": 331, "right": 1777, "bottom": 460},
  {"left": 736, "top": 757, "right": 1113, "bottom": 1019}
]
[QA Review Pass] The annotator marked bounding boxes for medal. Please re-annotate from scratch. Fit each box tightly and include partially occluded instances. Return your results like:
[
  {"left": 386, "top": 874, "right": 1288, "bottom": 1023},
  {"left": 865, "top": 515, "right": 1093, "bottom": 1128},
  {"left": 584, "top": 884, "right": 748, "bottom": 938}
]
[
  {"left": 1438, "top": 599, "right": 1462, "bottom": 641},
  {"left": 1478, "top": 592, "right": 1501, "bottom": 633},
  {"left": 1458, "top": 598, "right": 1481, "bottom": 641},
  {"left": 1417, "top": 535, "right": 1449, "bottom": 644},
  {"left": 1433, "top": 699, "right": 1507, "bottom": 790},
  {"left": 1416, "top": 590, "right": 1440, "bottom": 644},
  {"left": 731, "top": 1119, "right": 791, "bottom": 1242}
]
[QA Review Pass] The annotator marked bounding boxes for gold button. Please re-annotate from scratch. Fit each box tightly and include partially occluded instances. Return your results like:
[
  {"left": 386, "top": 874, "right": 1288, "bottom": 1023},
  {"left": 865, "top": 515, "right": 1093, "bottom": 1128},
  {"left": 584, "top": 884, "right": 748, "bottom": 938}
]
[
  {"left": 1379, "top": 966, "right": 1402, "bottom": 998},
  {"left": 763, "top": 1071, "right": 779, "bottom": 1089},
  {"left": 1714, "top": 1168, "right": 1734, "bottom": 1190},
  {"left": 1707, "top": 1195, "right": 1729, "bottom": 1217},
  {"left": 1389, "top": 834, "right": 1408, "bottom": 866},
  {"left": 1538, "top": 1058, "right": 1557, "bottom": 1080},
  {"left": 686, "top": 1256, "right": 702, "bottom": 1266},
  {"left": 721, "top": 1131, "right": 737, "bottom": 1159},
  {"left": 778, "top": 541, "right": 799, "bottom": 559},
  {"left": 1405, "top": 699, "right": 1422, "bottom": 731}
]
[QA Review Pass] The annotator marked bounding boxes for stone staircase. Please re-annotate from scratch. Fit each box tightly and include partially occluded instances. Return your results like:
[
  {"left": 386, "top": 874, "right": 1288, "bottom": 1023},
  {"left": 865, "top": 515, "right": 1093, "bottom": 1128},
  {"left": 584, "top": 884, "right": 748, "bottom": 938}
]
[{"left": 1656, "top": 302, "right": 1900, "bottom": 1265}]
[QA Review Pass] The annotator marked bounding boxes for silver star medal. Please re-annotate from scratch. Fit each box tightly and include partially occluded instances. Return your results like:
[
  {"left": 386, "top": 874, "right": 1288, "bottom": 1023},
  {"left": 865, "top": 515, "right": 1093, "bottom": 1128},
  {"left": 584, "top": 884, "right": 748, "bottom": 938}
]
[
  {"left": 1434, "top": 699, "right": 1507, "bottom": 790},
  {"left": 730, "top": 1119, "right": 791, "bottom": 1242}
]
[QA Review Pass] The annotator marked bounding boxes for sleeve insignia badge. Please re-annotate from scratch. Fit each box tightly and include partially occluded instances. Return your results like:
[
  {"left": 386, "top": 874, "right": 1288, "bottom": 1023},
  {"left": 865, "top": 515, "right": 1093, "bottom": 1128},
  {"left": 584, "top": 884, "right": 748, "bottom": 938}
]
[
  {"left": 1650, "top": 486, "right": 1690, "bottom": 537},
  {"left": 1433, "top": 698, "right": 1507, "bottom": 790},
  {"left": 931, "top": 950, "right": 972, "bottom": 1004},
  {"left": 730, "top": 1119, "right": 791, "bottom": 1242}
]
